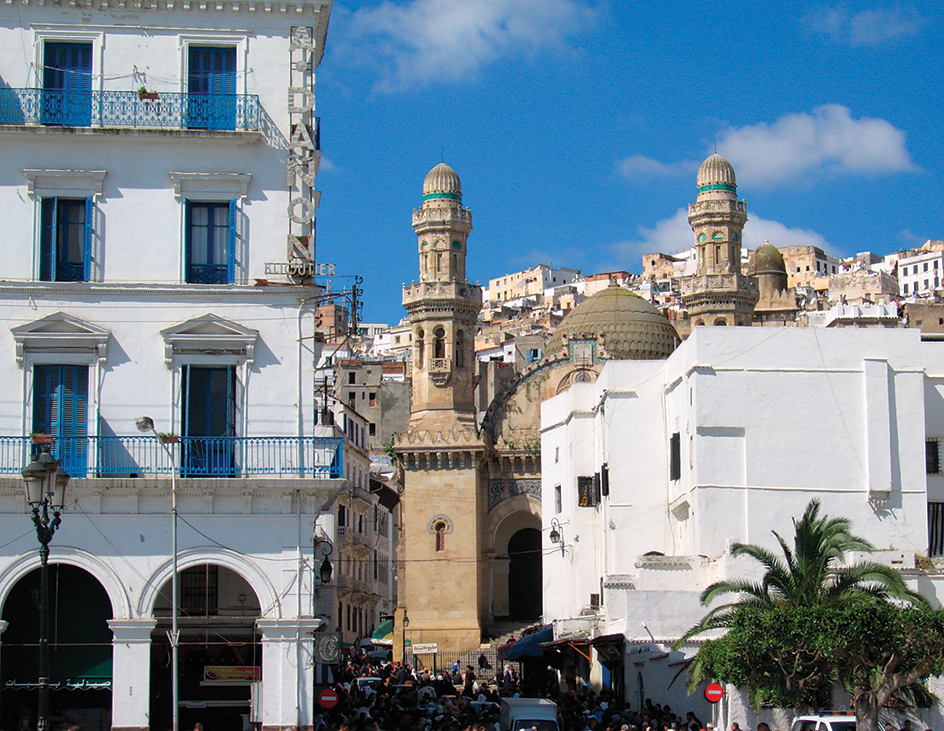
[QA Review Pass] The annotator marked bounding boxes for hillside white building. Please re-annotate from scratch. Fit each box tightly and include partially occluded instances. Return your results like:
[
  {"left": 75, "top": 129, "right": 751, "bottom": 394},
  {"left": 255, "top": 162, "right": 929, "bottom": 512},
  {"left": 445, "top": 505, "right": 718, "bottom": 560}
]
[
  {"left": 541, "top": 327, "right": 944, "bottom": 724},
  {"left": 0, "top": 2, "right": 342, "bottom": 731}
]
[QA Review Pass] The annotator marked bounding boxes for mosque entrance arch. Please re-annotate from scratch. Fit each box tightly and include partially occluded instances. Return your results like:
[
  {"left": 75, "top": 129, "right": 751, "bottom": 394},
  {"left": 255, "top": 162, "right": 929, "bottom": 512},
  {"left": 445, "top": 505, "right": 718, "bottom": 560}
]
[
  {"left": 507, "top": 528, "right": 542, "bottom": 619},
  {"left": 149, "top": 563, "right": 261, "bottom": 731},
  {"left": 1, "top": 565, "right": 114, "bottom": 731}
]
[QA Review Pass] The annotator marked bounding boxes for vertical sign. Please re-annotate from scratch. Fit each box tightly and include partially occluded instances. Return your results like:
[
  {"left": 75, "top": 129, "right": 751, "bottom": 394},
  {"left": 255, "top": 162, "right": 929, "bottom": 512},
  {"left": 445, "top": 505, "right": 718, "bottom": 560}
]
[{"left": 287, "top": 26, "right": 317, "bottom": 280}]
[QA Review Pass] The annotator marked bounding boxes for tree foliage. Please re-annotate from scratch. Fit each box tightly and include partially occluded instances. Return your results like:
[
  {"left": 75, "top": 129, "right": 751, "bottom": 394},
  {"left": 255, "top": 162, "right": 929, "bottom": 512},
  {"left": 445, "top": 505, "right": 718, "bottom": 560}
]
[
  {"left": 676, "top": 500, "right": 939, "bottom": 731},
  {"left": 684, "top": 604, "right": 944, "bottom": 729},
  {"left": 683, "top": 500, "right": 926, "bottom": 641}
]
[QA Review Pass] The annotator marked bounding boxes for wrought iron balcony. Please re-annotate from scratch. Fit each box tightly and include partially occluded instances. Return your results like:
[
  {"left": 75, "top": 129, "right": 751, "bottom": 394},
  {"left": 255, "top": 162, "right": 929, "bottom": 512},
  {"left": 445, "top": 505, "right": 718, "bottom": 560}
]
[
  {"left": 0, "top": 88, "right": 260, "bottom": 132},
  {"left": 0, "top": 435, "right": 343, "bottom": 479}
]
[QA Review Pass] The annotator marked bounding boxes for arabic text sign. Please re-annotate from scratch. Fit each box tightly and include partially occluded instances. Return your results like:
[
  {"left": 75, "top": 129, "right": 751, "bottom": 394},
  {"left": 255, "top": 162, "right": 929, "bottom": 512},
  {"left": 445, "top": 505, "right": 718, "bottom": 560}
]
[{"left": 203, "top": 666, "right": 261, "bottom": 682}]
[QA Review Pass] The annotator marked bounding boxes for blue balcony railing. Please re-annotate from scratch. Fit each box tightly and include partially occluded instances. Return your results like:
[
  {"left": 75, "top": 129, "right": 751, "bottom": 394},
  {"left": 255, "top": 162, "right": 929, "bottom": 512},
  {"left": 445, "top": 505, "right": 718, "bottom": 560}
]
[
  {"left": 0, "top": 436, "right": 343, "bottom": 479},
  {"left": 0, "top": 88, "right": 259, "bottom": 131}
]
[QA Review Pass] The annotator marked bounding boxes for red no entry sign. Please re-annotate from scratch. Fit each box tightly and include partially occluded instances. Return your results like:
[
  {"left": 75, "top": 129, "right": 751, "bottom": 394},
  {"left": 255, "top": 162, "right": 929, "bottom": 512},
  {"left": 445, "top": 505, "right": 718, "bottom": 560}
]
[
  {"left": 705, "top": 682, "right": 724, "bottom": 703},
  {"left": 319, "top": 687, "right": 339, "bottom": 709}
]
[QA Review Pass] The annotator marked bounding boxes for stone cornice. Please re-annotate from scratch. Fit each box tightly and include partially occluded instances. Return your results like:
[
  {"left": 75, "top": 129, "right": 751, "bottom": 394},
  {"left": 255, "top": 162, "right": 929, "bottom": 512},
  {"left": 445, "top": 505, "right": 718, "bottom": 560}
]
[
  {"left": 8, "top": 0, "right": 331, "bottom": 18},
  {"left": 0, "top": 282, "right": 320, "bottom": 298}
]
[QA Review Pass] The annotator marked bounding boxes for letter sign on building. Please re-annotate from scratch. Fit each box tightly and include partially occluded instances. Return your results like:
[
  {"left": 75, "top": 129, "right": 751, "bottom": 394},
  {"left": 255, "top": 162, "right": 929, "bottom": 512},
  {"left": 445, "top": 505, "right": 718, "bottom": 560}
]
[{"left": 286, "top": 26, "right": 317, "bottom": 281}]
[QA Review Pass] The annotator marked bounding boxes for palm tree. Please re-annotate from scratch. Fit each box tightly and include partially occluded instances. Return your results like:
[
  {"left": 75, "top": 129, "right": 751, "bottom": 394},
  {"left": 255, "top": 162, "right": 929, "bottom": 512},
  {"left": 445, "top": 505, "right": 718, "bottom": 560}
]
[{"left": 681, "top": 499, "right": 927, "bottom": 641}]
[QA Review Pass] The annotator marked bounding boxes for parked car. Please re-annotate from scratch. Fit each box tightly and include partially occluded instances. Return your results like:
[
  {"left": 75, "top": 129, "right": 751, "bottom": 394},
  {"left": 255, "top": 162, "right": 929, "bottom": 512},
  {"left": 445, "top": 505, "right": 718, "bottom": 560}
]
[{"left": 791, "top": 713, "right": 856, "bottom": 731}]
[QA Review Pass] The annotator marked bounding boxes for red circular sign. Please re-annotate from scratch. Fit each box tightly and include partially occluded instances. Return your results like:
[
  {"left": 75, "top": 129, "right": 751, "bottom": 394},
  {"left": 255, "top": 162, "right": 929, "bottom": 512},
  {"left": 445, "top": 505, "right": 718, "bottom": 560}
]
[
  {"left": 319, "top": 688, "right": 339, "bottom": 709},
  {"left": 705, "top": 683, "right": 724, "bottom": 703}
]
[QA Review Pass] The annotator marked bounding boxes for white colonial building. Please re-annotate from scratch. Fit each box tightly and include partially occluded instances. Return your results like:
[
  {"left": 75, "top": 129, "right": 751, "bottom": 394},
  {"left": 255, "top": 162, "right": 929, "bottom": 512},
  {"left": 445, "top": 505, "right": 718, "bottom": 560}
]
[
  {"left": 0, "top": 1, "right": 342, "bottom": 731},
  {"left": 541, "top": 326, "right": 944, "bottom": 725}
]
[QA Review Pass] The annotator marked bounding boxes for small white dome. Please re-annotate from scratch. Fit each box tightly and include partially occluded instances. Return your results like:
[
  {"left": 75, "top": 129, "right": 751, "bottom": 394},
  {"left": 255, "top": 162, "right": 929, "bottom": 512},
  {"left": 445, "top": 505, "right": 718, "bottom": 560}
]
[
  {"left": 423, "top": 163, "right": 462, "bottom": 198},
  {"left": 697, "top": 153, "right": 737, "bottom": 189}
]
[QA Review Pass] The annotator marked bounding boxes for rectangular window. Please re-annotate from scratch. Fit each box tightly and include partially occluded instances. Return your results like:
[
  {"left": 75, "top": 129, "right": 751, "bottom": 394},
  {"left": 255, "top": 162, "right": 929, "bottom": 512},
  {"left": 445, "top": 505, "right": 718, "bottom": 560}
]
[
  {"left": 669, "top": 432, "right": 681, "bottom": 481},
  {"left": 554, "top": 485, "right": 562, "bottom": 514},
  {"left": 369, "top": 392, "right": 377, "bottom": 407},
  {"left": 186, "top": 200, "right": 235, "bottom": 284},
  {"left": 181, "top": 365, "right": 236, "bottom": 476},
  {"left": 180, "top": 565, "right": 219, "bottom": 616},
  {"left": 40, "top": 197, "right": 92, "bottom": 282},
  {"left": 927, "top": 439, "right": 940, "bottom": 474},
  {"left": 577, "top": 475, "right": 597, "bottom": 507},
  {"left": 369, "top": 423, "right": 376, "bottom": 436},
  {"left": 43, "top": 42, "right": 92, "bottom": 127},
  {"left": 601, "top": 463, "right": 609, "bottom": 497},
  {"left": 187, "top": 46, "right": 236, "bottom": 130},
  {"left": 904, "top": 283, "right": 909, "bottom": 294},
  {"left": 338, "top": 504, "right": 347, "bottom": 527},
  {"left": 930, "top": 503, "right": 944, "bottom": 558},
  {"left": 33, "top": 364, "right": 89, "bottom": 477},
  {"left": 348, "top": 372, "right": 356, "bottom": 384}
]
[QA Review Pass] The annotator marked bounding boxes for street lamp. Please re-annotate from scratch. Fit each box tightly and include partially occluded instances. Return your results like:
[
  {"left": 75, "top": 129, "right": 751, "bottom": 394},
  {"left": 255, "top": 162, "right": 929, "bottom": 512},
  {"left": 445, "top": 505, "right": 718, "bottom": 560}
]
[
  {"left": 314, "top": 536, "right": 333, "bottom": 583},
  {"left": 549, "top": 518, "right": 564, "bottom": 555},
  {"left": 21, "top": 448, "right": 69, "bottom": 731},
  {"left": 136, "top": 416, "right": 179, "bottom": 731}
]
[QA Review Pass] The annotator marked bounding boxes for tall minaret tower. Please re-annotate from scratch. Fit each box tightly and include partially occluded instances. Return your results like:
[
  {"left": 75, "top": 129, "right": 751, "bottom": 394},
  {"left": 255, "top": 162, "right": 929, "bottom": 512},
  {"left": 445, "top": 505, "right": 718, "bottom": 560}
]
[
  {"left": 394, "top": 164, "right": 486, "bottom": 657},
  {"left": 680, "top": 153, "right": 758, "bottom": 327},
  {"left": 402, "top": 163, "right": 482, "bottom": 431}
]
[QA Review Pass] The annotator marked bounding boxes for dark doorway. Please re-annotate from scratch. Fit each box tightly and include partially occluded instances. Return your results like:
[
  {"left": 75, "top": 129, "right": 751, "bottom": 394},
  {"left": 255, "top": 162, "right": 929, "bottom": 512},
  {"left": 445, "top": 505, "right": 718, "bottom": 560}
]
[
  {"left": 508, "top": 528, "right": 542, "bottom": 619},
  {"left": 150, "top": 565, "right": 261, "bottom": 731},
  {"left": 1, "top": 565, "right": 113, "bottom": 731}
]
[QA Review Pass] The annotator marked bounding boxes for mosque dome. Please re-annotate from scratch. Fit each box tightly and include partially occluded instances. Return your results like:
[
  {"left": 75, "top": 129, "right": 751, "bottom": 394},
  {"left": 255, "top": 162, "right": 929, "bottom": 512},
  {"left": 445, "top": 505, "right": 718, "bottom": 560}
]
[
  {"left": 748, "top": 241, "right": 787, "bottom": 276},
  {"left": 545, "top": 284, "right": 679, "bottom": 361},
  {"left": 697, "top": 153, "right": 737, "bottom": 191},
  {"left": 423, "top": 163, "right": 462, "bottom": 201}
]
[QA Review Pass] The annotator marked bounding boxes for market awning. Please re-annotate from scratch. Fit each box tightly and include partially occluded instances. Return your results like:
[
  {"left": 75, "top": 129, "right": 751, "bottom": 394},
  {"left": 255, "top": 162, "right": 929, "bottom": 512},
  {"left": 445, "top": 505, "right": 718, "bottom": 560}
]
[
  {"left": 542, "top": 635, "right": 591, "bottom": 659},
  {"left": 506, "top": 627, "right": 553, "bottom": 660},
  {"left": 590, "top": 633, "right": 625, "bottom": 666},
  {"left": 371, "top": 619, "right": 394, "bottom": 642}
]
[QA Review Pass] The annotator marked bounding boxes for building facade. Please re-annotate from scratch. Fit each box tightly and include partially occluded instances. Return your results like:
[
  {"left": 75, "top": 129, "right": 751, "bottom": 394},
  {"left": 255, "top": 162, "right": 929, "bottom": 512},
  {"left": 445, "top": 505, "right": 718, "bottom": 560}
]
[
  {"left": 0, "top": 2, "right": 341, "bottom": 730},
  {"left": 541, "top": 327, "right": 944, "bottom": 725}
]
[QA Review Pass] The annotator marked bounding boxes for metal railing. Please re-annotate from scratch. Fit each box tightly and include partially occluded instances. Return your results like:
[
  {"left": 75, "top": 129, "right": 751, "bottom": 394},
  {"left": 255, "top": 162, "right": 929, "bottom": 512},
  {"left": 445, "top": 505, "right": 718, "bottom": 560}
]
[
  {"left": 0, "top": 88, "right": 260, "bottom": 131},
  {"left": 0, "top": 436, "right": 343, "bottom": 479}
]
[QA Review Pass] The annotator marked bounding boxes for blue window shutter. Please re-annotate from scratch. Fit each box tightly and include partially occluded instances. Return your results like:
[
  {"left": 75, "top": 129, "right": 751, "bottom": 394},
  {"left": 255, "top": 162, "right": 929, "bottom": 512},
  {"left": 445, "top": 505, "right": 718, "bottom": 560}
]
[
  {"left": 59, "top": 366, "right": 89, "bottom": 439},
  {"left": 184, "top": 199, "right": 192, "bottom": 281},
  {"left": 33, "top": 364, "right": 56, "bottom": 435},
  {"left": 228, "top": 198, "right": 237, "bottom": 283},
  {"left": 40, "top": 198, "right": 57, "bottom": 281},
  {"left": 84, "top": 196, "right": 93, "bottom": 281}
]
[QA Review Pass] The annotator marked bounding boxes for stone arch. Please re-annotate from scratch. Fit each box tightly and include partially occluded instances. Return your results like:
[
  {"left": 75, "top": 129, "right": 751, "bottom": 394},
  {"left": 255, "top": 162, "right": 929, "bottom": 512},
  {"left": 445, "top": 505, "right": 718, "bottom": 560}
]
[
  {"left": 486, "top": 497, "right": 541, "bottom": 620},
  {"left": 0, "top": 547, "right": 131, "bottom": 620},
  {"left": 137, "top": 547, "right": 281, "bottom": 619}
]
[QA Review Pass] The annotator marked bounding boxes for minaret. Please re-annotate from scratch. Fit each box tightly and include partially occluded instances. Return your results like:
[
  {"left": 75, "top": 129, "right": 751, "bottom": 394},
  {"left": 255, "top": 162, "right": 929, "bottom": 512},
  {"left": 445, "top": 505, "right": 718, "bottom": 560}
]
[
  {"left": 680, "top": 154, "right": 758, "bottom": 327},
  {"left": 402, "top": 163, "right": 482, "bottom": 431},
  {"left": 394, "top": 163, "right": 486, "bottom": 657}
]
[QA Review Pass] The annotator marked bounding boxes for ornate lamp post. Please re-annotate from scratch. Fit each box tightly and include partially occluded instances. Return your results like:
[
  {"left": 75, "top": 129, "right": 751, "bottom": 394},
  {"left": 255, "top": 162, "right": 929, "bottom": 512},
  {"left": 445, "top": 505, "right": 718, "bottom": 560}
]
[
  {"left": 136, "top": 416, "right": 179, "bottom": 731},
  {"left": 21, "top": 449, "right": 70, "bottom": 731},
  {"left": 313, "top": 536, "right": 333, "bottom": 584}
]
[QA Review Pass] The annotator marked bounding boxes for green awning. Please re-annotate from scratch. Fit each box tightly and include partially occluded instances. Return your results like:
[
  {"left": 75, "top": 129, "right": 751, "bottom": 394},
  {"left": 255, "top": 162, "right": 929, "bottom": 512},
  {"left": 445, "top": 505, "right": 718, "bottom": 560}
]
[{"left": 371, "top": 619, "right": 394, "bottom": 641}]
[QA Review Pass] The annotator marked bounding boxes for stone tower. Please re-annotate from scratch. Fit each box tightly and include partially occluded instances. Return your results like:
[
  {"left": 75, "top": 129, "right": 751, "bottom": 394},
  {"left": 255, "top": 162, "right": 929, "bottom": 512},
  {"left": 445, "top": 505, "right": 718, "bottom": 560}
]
[
  {"left": 395, "top": 163, "right": 486, "bottom": 657},
  {"left": 680, "top": 154, "right": 758, "bottom": 327}
]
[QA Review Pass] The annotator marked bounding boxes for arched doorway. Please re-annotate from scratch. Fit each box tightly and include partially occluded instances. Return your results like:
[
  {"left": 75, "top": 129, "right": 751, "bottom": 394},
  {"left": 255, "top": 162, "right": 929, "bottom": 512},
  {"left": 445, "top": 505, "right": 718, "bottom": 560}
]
[
  {"left": 1, "top": 565, "right": 114, "bottom": 731},
  {"left": 508, "top": 528, "right": 542, "bottom": 620},
  {"left": 150, "top": 564, "right": 261, "bottom": 731}
]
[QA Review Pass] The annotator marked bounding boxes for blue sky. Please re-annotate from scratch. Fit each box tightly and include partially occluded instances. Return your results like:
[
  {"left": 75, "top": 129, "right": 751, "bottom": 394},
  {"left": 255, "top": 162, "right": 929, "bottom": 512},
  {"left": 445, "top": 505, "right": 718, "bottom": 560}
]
[{"left": 313, "top": 1, "right": 943, "bottom": 326}]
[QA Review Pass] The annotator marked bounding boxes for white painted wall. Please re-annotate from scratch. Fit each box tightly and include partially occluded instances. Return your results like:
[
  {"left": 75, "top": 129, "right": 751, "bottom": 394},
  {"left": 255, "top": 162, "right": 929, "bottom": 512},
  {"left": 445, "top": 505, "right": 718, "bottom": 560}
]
[{"left": 542, "top": 326, "right": 944, "bottom": 710}]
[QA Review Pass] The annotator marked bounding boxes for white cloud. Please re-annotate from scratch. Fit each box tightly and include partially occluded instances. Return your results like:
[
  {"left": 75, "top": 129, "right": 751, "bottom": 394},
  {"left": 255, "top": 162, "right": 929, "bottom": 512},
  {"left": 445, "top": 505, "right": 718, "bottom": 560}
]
[
  {"left": 804, "top": 5, "right": 924, "bottom": 46},
  {"left": 611, "top": 208, "right": 834, "bottom": 266},
  {"left": 617, "top": 155, "right": 693, "bottom": 179},
  {"left": 717, "top": 104, "right": 917, "bottom": 187},
  {"left": 344, "top": 0, "right": 596, "bottom": 92}
]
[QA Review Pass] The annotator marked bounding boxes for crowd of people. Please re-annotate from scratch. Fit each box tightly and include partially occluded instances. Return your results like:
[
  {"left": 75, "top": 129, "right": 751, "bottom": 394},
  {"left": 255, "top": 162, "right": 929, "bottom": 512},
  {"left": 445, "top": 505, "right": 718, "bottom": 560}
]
[{"left": 315, "top": 653, "right": 715, "bottom": 731}]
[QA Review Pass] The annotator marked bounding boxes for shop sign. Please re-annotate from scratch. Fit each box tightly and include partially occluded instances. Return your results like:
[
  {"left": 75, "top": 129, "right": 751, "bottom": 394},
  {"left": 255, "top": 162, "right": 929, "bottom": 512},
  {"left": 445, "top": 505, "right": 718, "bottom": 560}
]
[{"left": 203, "top": 666, "right": 261, "bottom": 682}]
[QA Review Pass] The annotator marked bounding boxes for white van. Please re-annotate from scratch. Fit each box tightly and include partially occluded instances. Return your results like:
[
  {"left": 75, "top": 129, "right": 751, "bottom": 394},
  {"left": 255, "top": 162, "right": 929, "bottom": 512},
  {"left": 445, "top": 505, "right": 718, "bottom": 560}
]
[{"left": 791, "top": 713, "right": 856, "bottom": 731}]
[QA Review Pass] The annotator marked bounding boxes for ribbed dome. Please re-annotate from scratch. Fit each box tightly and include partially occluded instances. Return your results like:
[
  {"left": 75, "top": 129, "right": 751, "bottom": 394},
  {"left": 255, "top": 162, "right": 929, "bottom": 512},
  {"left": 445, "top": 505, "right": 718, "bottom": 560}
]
[
  {"left": 749, "top": 241, "right": 787, "bottom": 276},
  {"left": 423, "top": 163, "right": 462, "bottom": 200},
  {"left": 697, "top": 153, "right": 737, "bottom": 190},
  {"left": 545, "top": 285, "right": 679, "bottom": 361}
]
